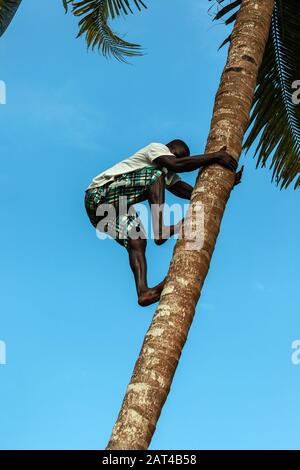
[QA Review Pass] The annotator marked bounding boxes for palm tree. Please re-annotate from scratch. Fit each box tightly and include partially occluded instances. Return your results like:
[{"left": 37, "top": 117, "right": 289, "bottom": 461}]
[
  {"left": 1, "top": 0, "right": 146, "bottom": 61},
  {"left": 104, "top": 0, "right": 300, "bottom": 449},
  {"left": 0, "top": 0, "right": 22, "bottom": 36},
  {"left": 2, "top": 0, "right": 299, "bottom": 187},
  {"left": 2, "top": 0, "right": 300, "bottom": 449},
  {"left": 106, "top": 0, "right": 277, "bottom": 449}
]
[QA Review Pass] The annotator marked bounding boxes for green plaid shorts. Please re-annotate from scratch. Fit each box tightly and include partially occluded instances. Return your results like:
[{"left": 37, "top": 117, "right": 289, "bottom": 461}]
[{"left": 84, "top": 166, "right": 162, "bottom": 249}]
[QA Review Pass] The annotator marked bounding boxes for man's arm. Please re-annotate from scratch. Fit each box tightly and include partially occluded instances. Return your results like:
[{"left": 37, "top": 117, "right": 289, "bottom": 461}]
[
  {"left": 168, "top": 181, "right": 193, "bottom": 200},
  {"left": 155, "top": 146, "right": 237, "bottom": 173},
  {"left": 169, "top": 167, "right": 244, "bottom": 200}
]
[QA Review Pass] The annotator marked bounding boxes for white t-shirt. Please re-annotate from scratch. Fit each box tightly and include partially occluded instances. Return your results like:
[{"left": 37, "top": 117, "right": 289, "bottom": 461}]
[{"left": 87, "top": 142, "right": 181, "bottom": 190}]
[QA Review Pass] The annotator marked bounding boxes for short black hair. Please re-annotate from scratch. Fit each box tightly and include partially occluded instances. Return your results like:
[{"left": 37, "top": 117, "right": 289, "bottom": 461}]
[{"left": 166, "top": 139, "right": 190, "bottom": 158}]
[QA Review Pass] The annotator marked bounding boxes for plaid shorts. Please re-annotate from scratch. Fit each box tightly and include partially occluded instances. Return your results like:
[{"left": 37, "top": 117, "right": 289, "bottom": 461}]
[{"left": 84, "top": 166, "right": 162, "bottom": 249}]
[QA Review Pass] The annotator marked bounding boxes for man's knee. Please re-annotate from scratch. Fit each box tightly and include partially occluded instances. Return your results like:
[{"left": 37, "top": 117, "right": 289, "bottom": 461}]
[
  {"left": 153, "top": 173, "right": 165, "bottom": 189},
  {"left": 147, "top": 173, "right": 165, "bottom": 196}
]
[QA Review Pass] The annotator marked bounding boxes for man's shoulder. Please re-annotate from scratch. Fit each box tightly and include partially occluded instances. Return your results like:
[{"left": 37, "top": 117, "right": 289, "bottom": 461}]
[
  {"left": 131, "top": 142, "right": 167, "bottom": 159},
  {"left": 133, "top": 142, "right": 166, "bottom": 152},
  {"left": 148, "top": 142, "right": 168, "bottom": 149}
]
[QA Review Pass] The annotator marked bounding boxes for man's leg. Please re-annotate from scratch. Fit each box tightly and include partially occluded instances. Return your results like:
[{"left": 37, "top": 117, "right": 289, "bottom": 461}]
[
  {"left": 127, "top": 237, "right": 165, "bottom": 307},
  {"left": 146, "top": 174, "right": 182, "bottom": 245}
]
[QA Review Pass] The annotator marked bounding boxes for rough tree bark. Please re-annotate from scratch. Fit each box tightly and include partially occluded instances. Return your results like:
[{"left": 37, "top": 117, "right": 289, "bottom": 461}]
[{"left": 107, "top": 0, "right": 275, "bottom": 450}]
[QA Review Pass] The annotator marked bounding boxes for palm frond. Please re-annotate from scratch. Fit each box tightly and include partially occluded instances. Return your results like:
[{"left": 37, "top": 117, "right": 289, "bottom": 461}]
[
  {"left": 211, "top": 0, "right": 300, "bottom": 189},
  {"left": 0, "top": 0, "right": 22, "bottom": 37},
  {"left": 66, "top": 0, "right": 147, "bottom": 62}
]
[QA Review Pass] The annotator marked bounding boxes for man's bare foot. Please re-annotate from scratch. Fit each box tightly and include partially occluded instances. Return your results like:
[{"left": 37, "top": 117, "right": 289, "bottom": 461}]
[{"left": 138, "top": 279, "right": 166, "bottom": 307}]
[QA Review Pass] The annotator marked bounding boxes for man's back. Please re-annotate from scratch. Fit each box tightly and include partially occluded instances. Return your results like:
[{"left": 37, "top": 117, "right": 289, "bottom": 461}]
[{"left": 87, "top": 142, "right": 176, "bottom": 190}]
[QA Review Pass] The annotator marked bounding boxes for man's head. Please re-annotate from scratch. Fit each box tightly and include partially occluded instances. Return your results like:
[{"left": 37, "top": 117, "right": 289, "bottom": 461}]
[{"left": 166, "top": 139, "right": 190, "bottom": 158}]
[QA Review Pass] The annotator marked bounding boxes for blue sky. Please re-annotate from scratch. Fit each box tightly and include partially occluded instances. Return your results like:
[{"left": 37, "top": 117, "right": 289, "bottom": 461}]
[{"left": 0, "top": 0, "right": 299, "bottom": 450}]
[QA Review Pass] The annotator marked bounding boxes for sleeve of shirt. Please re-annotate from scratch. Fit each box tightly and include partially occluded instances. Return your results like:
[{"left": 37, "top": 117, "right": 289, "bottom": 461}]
[
  {"left": 146, "top": 143, "right": 180, "bottom": 187},
  {"left": 147, "top": 142, "right": 175, "bottom": 163}
]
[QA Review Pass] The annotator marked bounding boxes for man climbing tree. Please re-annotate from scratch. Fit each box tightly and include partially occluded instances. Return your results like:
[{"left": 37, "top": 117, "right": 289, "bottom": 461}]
[{"left": 85, "top": 140, "right": 241, "bottom": 306}]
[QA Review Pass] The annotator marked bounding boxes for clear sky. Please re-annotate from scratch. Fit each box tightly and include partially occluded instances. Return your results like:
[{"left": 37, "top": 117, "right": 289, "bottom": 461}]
[{"left": 0, "top": 0, "right": 299, "bottom": 450}]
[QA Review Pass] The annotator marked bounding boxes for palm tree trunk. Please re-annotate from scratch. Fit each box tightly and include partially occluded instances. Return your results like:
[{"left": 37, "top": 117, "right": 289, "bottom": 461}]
[{"left": 106, "top": 0, "right": 275, "bottom": 450}]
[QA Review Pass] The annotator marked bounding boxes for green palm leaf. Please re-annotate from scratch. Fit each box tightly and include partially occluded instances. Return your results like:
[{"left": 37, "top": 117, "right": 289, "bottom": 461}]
[
  {"left": 0, "top": 0, "right": 22, "bottom": 37},
  {"left": 211, "top": 0, "right": 300, "bottom": 189},
  {"left": 66, "top": 0, "right": 147, "bottom": 62}
]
